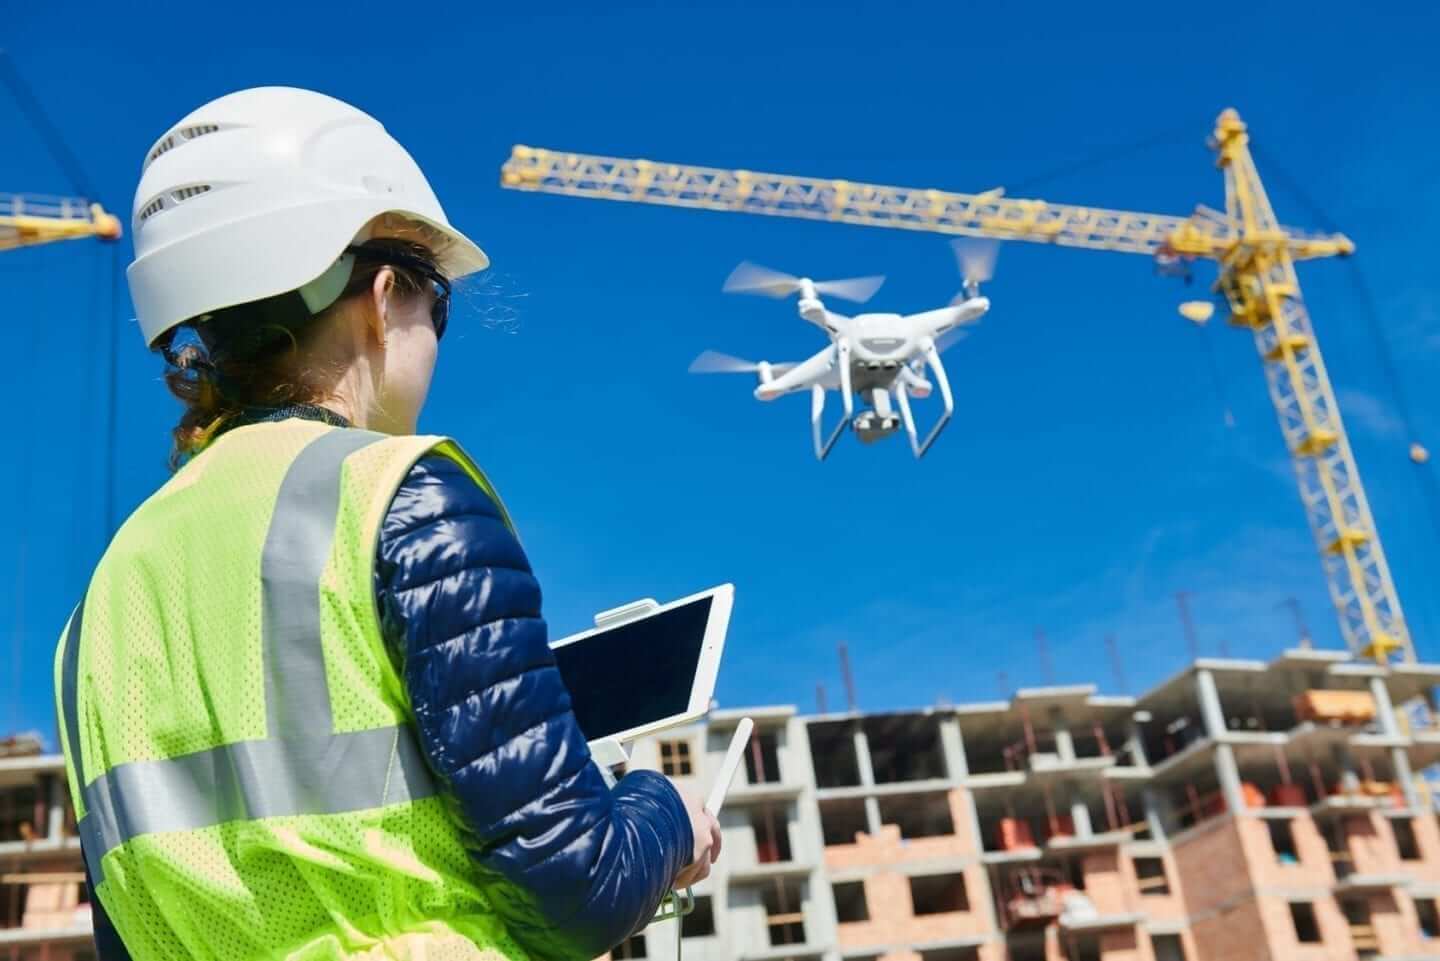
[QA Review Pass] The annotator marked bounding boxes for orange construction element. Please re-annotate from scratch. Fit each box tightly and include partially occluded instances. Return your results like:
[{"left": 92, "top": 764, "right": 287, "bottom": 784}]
[{"left": 1293, "top": 690, "right": 1377, "bottom": 725}]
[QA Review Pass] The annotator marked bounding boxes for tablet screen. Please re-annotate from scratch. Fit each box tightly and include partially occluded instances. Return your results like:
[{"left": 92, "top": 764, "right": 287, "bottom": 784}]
[{"left": 553, "top": 595, "right": 714, "bottom": 741}]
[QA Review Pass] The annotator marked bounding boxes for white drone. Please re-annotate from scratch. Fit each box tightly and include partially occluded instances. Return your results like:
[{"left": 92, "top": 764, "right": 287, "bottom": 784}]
[{"left": 690, "top": 239, "right": 999, "bottom": 459}]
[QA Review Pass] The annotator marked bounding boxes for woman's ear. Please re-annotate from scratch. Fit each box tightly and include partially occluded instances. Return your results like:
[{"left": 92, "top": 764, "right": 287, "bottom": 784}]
[{"left": 365, "top": 267, "right": 394, "bottom": 347}]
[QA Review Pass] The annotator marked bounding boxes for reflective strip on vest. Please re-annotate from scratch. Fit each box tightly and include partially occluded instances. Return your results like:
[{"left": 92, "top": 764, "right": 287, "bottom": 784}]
[{"left": 61, "top": 428, "right": 440, "bottom": 886}]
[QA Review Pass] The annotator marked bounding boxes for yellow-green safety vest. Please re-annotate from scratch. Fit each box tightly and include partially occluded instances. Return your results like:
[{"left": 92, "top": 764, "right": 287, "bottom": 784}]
[{"left": 55, "top": 420, "right": 531, "bottom": 961}]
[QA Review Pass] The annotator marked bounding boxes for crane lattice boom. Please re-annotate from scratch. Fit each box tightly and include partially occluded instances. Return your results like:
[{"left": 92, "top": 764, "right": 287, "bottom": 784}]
[
  {"left": 1, "top": 193, "right": 121, "bottom": 251},
  {"left": 499, "top": 108, "right": 1411, "bottom": 663}
]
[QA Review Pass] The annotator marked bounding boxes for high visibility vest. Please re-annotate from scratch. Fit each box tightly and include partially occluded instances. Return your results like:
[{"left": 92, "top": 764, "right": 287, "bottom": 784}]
[{"left": 55, "top": 420, "right": 531, "bottom": 961}]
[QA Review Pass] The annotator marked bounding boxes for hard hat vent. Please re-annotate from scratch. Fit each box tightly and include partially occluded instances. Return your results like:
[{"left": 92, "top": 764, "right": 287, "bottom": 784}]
[
  {"left": 145, "top": 123, "right": 223, "bottom": 169},
  {"left": 138, "top": 183, "right": 215, "bottom": 222}
]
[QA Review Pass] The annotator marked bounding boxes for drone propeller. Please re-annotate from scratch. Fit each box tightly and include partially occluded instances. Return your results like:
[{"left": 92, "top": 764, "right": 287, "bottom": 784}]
[
  {"left": 933, "top": 326, "right": 975, "bottom": 354},
  {"left": 689, "top": 350, "right": 796, "bottom": 376},
  {"left": 950, "top": 238, "right": 1001, "bottom": 302},
  {"left": 723, "top": 261, "right": 885, "bottom": 304}
]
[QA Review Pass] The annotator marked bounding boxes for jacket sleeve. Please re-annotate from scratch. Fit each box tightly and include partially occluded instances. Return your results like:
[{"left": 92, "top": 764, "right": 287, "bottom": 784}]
[{"left": 375, "top": 454, "right": 694, "bottom": 960}]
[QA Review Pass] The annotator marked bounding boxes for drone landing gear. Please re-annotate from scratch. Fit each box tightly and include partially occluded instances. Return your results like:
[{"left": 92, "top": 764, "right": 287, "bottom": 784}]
[
  {"left": 896, "top": 341, "right": 955, "bottom": 459},
  {"left": 810, "top": 340, "right": 854, "bottom": 460}
]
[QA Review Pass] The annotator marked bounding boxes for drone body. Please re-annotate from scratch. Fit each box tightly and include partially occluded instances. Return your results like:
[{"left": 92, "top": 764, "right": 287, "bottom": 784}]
[{"left": 691, "top": 240, "right": 998, "bottom": 459}]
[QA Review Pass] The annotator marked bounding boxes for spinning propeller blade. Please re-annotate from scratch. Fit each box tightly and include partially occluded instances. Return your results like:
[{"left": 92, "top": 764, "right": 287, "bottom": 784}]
[
  {"left": 951, "top": 238, "right": 1000, "bottom": 286},
  {"left": 689, "top": 350, "right": 796, "bottom": 376},
  {"left": 723, "top": 262, "right": 802, "bottom": 298},
  {"left": 723, "top": 261, "right": 885, "bottom": 303},
  {"left": 812, "top": 275, "right": 886, "bottom": 303}
]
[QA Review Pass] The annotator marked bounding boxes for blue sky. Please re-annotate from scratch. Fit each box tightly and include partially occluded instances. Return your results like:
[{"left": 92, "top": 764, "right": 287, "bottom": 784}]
[{"left": 3, "top": 1, "right": 1439, "bottom": 740}]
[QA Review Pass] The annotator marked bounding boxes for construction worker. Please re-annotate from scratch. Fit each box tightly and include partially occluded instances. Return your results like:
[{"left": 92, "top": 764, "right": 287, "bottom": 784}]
[{"left": 54, "top": 87, "right": 720, "bottom": 961}]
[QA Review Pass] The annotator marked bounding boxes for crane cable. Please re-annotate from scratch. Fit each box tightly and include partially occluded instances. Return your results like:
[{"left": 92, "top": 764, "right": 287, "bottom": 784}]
[
  {"left": 0, "top": 50, "right": 119, "bottom": 534},
  {"left": 0, "top": 50, "right": 117, "bottom": 734},
  {"left": 1253, "top": 142, "right": 1440, "bottom": 647},
  {"left": 1252, "top": 146, "right": 1440, "bottom": 518}
]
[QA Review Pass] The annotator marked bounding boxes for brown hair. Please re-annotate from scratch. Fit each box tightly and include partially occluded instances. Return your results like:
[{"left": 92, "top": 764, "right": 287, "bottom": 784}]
[{"left": 158, "top": 236, "right": 438, "bottom": 469}]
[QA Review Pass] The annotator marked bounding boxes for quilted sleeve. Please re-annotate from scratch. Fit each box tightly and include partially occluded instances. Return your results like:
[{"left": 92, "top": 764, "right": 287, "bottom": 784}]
[{"left": 374, "top": 455, "right": 694, "bottom": 959}]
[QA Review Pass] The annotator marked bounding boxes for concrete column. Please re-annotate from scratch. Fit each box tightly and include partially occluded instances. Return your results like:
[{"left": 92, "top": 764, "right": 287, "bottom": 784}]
[
  {"left": 864, "top": 797, "right": 883, "bottom": 836},
  {"left": 1142, "top": 787, "right": 1170, "bottom": 843},
  {"left": 853, "top": 723, "right": 877, "bottom": 786},
  {"left": 1196, "top": 669, "right": 1228, "bottom": 739},
  {"left": 1125, "top": 717, "right": 1150, "bottom": 768},
  {"left": 1333, "top": 743, "right": 1361, "bottom": 793},
  {"left": 1370, "top": 676, "right": 1400, "bottom": 736},
  {"left": 960, "top": 790, "right": 1003, "bottom": 933},
  {"left": 1214, "top": 743, "right": 1246, "bottom": 813},
  {"left": 1392, "top": 746, "right": 1420, "bottom": 810},
  {"left": 940, "top": 716, "right": 969, "bottom": 778},
  {"left": 1052, "top": 708, "right": 1076, "bottom": 762},
  {"left": 854, "top": 722, "right": 883, "bottom": 836},
  {"left": 1069, "top": 789, "right": 1094, "bottom": 837},
  {"left": 45, "top": 774, "right": 64, "bottom": 841}
]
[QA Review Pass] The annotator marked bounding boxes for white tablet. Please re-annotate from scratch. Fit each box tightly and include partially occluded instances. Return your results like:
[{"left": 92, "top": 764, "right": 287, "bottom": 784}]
[{"left": 550, "top": 584, "right": 734, "bottom": 744}]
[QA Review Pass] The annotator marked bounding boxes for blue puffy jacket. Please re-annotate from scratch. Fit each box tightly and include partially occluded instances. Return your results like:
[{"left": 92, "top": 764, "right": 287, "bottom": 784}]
[{"left": 87, "top": 413, "right": 694, "bottom": 961}]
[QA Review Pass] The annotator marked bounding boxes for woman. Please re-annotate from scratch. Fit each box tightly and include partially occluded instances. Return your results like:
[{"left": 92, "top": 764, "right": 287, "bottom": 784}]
[{"left": 54, "top": 86, "right": 719, "bottom": 961}]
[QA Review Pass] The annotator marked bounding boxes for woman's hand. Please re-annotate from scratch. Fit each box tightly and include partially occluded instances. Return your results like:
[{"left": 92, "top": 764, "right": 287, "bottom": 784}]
[{"left": 671, "top": 785, "right": 722, "bottom": 889}]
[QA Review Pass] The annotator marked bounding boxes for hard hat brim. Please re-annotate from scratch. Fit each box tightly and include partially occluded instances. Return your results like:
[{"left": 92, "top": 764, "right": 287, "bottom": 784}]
[{"left": 129, "top": 196, "right": 488, "bottom": 347}]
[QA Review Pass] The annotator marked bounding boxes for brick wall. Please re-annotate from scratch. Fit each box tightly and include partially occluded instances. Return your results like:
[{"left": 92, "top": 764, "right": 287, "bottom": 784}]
[
  {"left": 1236, "top": 815, "right": 1334, "bottom": 888},
  {"left": 834, "top": 857, "right": 990, "bottom": 949},
  {"left": 1170, "top": 816, "right": 1254, "bottom": 917},
  {"left": 824, "top": 790, "right": 980, "bottom": 870}
]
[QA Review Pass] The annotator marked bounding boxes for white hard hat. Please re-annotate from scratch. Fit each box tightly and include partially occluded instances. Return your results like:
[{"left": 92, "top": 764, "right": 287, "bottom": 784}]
[{"left": 127, "top": 86, "right": 489, "bottom": 347}]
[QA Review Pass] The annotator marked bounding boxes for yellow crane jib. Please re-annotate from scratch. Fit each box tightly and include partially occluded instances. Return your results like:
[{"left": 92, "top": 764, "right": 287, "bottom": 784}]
[
  {"left": 498, "top": 109, "right": 1411, "bottom": 664},
  {"left": 0, "top": 193, "right": 122, "bottom": 251},
  {"left": 500, "top": 144, "right": 1351, "bottom": 265}
]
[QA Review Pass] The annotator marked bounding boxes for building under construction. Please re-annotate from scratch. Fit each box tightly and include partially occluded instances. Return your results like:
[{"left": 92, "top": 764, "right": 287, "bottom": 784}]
[{"left": 8, "top": 648, "right": 1440, "bottom": 961}]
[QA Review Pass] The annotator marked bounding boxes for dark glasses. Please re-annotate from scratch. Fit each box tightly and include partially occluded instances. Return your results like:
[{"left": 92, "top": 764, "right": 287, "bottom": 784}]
[{"left": 346, "top": 244, "right": 452, "bottom": 340}]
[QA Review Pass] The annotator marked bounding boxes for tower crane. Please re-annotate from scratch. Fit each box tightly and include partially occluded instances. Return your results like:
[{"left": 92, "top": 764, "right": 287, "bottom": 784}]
[
  {"left": 500, "top": 108, "right": 1414, "bottom": 666},
  {"left": 0, "top": 193, "right": 121, "bottom": 251}
]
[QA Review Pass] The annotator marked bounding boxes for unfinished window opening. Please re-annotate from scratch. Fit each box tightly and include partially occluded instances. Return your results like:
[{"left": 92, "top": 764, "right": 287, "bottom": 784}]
[
  {"left": 1133, "top": 857, "right": 1170, "bottom": 896},
  {"left": 878, "top": 792, "right": 954, "bottom": 839},
  {"left": 832, "top": 881, "right": 869, "bottom": 923},
  {"left": 0, "top": 876, "right": 29, "bottom": 928},
  {"left": 808, "top": 722, "right": 861, "bottom": 788},
  {"left": 1268, "top": 819, "right": 1299, "bottom": 864},
  {"left": 681, "top": 895, "right": 715, "bottom": 938},
  {"left": 1392, "top": 817, "right": 1421, "bottom": 860},
  {"left": 750, "top": 806, "right": 793, "bottom": 863},
  {"left": 919, "top": 949, "right": 980, "bottom": 961},
  {"left": 0, "top": 786, "right": 38, "bottom": 843},
  {"left": 1071, "top": 936, "right": 1101, "bottom": 961},
  {"left": 1004, "top": 934, "right": 1048, "bottom": 961},
  {"left": 1150, "top": 934, "right": 1187, "bottom": 961},
  {"left": 762, "top": 878, "right": 807, "bottom": 945},
  {"left": 659, "top": 740, "right": 692, "bottom": 777},
  {"left": 1417, "top": 898, "right": 1440, "bottom": 939},
  {"left": 744, "top": 730, "right": 782, "bottom": 784},
  {"left": 613, "top": 934, "right": 647, "bottom": 959},
  {"left": 1289, "top": 901, "right": 1322, "bottom": 943},
  {"left": 909, "top": 872, "right": 969, "bottom": 915},
  {"left": 864, "top": 715, "right": 947, "bottom": 783},
  {"left": 820, "top": 799, "right": 870, "bottom": 847},
  {"left": 1344, "top": 898, "right": 1378, "bottom": 958}
]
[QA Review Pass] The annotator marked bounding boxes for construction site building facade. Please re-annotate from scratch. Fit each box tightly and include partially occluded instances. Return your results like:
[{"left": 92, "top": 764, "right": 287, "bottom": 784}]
[
  {"left": 0, "top": 734, "right": 90, "bottom": 961},
  {"left": 8, "top": 650, "right": 1440, "bottom": 961}
]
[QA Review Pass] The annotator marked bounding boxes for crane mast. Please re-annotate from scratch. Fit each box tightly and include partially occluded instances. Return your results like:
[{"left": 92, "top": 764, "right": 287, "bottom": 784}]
[
  {"left": 500, "top": 108, "right": 1412, "bottom": 663},
  {"left": 1, "top": 193, "right": 121, "bottom": 251}
]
